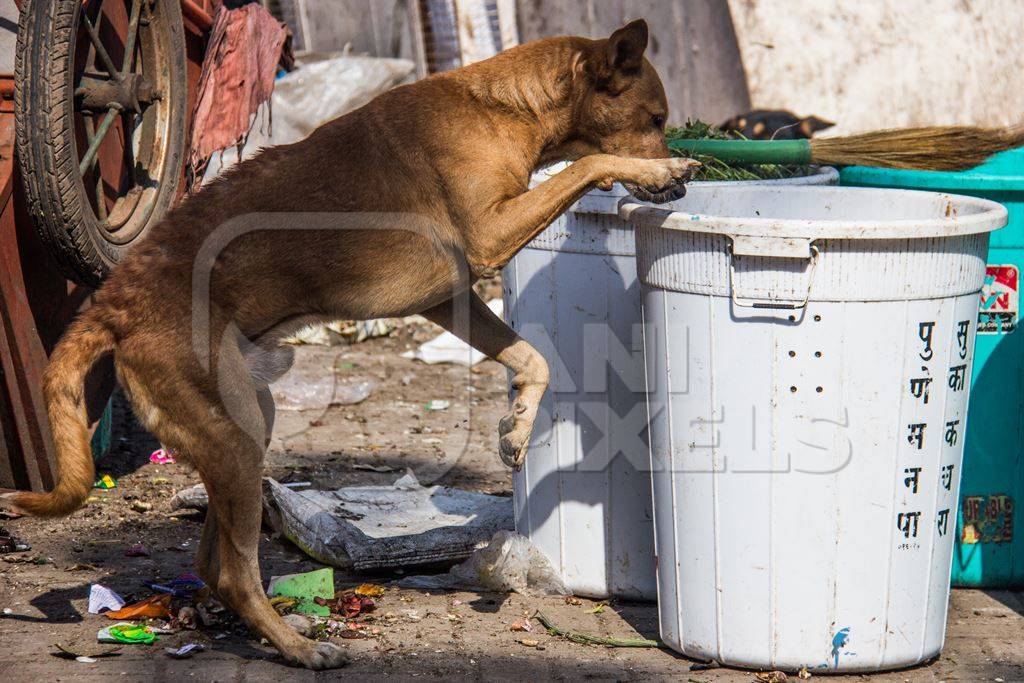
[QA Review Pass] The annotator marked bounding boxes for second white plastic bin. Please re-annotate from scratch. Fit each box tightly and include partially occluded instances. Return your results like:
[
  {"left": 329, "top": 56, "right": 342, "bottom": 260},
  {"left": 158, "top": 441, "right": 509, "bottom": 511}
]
[{"left": 624, "top": 185, "right": 1006, "bottom": 671}]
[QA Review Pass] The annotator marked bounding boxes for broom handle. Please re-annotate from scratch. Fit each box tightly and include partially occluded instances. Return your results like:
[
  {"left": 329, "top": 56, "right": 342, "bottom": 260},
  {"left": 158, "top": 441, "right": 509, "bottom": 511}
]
[{"left": 667, "top": 138, "right": 813, "bottom": 165}]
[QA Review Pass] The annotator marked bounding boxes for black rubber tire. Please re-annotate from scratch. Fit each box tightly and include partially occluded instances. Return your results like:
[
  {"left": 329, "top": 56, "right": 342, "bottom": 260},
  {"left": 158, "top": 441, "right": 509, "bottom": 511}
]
[{"left": 15, "top": 0, "right": 188, "bottom": 286}]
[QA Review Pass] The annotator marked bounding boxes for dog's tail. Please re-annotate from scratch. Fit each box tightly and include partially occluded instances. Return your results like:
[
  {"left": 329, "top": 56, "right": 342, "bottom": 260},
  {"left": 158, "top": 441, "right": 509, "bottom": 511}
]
[{"left": 1, "top": 308, "right": 115, "bottom": 517}]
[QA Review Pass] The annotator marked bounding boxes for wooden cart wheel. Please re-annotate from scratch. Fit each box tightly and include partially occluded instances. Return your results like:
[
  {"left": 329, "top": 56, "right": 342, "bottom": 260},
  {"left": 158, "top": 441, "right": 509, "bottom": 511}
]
[{"left": 15, "top": 0, "right": 188, "bottom": 285}]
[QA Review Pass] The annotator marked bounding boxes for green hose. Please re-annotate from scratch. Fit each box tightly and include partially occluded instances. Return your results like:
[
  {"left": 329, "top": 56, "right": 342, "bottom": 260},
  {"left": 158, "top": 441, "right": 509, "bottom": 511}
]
[{"left": 667, "top": 138, "right": 813, "bottom": 165}]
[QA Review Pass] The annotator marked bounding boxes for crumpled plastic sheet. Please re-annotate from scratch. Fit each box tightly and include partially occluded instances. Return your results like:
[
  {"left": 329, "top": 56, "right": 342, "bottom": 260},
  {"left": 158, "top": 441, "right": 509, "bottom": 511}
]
[
  {"left": 263, "top": 472, "right": 513, "bottom": 572},
  {"left": 398, "top": 530, "right": 570, "bottom": 596}
]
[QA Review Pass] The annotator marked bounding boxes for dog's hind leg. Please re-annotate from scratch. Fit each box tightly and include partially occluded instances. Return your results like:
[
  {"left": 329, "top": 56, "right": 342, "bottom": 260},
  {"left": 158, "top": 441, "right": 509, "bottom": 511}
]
[
  {"left": 120, "top": 340, "right": 345, "bottom": 670},
  {"left": 203, "top": 346, "right": 345, "bottom": 669},
  {"left": 421, "top": 291, "right": 548, "bottom": 468}
]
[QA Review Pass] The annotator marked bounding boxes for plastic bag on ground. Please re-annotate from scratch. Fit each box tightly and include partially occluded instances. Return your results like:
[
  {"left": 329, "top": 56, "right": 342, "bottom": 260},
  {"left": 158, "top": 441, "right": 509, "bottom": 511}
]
[{"left": 398, "top": 530, "right": 569, "bottom": 596}]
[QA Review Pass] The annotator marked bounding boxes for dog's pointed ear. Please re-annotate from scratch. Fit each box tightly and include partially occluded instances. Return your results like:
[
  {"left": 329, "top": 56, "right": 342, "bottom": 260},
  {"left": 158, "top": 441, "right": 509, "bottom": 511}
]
[
  {"left": 595, "top": 19, "right": 649, "bottom": 93},
  {"left": 800, "top": 115, "right": 835, "bottom": 137}
]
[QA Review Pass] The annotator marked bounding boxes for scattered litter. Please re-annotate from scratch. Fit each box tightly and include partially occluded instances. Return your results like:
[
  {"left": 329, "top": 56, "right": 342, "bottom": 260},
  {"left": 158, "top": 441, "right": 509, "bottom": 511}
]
[
  {"left": 169, "top": 484, "right": 209, "bottom": 511},
  {"left": 399, "top": 531, "right": 568, "bottom": 596},
  {"left": 271, "top": 365, "right": 376, "bottom": 411},
  {"left": 267, "top": 567, "right": 335, "bottom": 616},
  {"left": 353, "top": 463, "right": 400, "bottom": 473},
  {"left": 756, "top": 672, "right": 789, "bottom": 683},
  {"left": 509, "top": 618, "right": 532, "bottom": 632},
  {"left": 354, "top": 583, "right": 386, "bottom": 598},
  {"left": 587, "top": 602, "right": 608, "bottom": 615},
  {"left": 534, "top": 612, "right": 658, "bottom": 648},
  {"left": 68, "top": 563, "right": 98, "bottom": 571},
  {"left": 0, "top": 510, "right": 23, "bottom": 520},
  {"left": 93, "top": 475, "right": 117, "bottom": 489},
  {"left": 0, "top": 526, "right": 30, "bottom": 554},
  {"left": 518, "top": 638, "right": 540, "bottom": 647},
  {"left": 174, "top": 605, "right": 198, "bottom": 630},
  {"left": 316, "top": 592, "right": 375, "bottom": 618},
  {"left": 424, "top": 399, "right": 450, "bottom": 411},
  {"left": 53, "top": 642, "right": 122, "bottom": 660},
  {"left": 125, "top": 542, "right": 150, "bottom": 557},
  {"left": 564, "top": 596, "right": 583, "bottom": 606},
  {"left": 88, "top": 584, "right": 126, "bottom": 614},
  {"left": 2, "top": 607, "right": 12, "bottom": 615},
  {"left": 798, "top": 667, "right": 812, "bottom": 680},
  {"left": 402, "top": 299, "right": 503, "bottom": 366},
  {"left": 333, "top": 380, "right": 377, "bottom": 406},
  {"left": 105, "top": 594, "right": 173, "bottom": 620},
  {"left": 149, "top": 449, "right": 176, "bottom": 465},
  {"left": 264, "top": 472, "right": 512, "bottom": 571},
  {"left": 269, "top": 595, "right": 298, "bottom": 614},
  {"left": 97, "top": 623, "right": 159, "bottom": 645},
  {"left": 130, "top": 501, "right": 152, "bottom": 513},
  {"left": 75, "top": 656, "right": 96, "bottom": 663},
  {"left": 165, "top": 643, "right": 204, "bottom": 659},
  {"left": 150, "top": 573, "right": 205, "bottom": 599}
]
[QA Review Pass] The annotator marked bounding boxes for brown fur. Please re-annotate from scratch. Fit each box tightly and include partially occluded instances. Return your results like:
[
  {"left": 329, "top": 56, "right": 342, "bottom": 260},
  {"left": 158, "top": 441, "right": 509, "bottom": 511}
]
[{"left": 2, "top": 20, "right": 697, "bottom": 669}]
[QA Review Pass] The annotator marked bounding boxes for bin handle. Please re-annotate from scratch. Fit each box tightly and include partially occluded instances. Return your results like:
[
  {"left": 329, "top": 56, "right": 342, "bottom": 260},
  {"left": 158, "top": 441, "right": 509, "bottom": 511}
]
[{"left": 727, "top": 240, "right": 820, "bottom": 310}]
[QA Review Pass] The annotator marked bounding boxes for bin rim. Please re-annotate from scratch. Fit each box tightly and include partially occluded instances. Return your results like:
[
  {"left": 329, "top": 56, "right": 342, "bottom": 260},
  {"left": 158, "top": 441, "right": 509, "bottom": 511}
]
[{"left": 619, "top": 186, "right": 1008, "bottom": 242}]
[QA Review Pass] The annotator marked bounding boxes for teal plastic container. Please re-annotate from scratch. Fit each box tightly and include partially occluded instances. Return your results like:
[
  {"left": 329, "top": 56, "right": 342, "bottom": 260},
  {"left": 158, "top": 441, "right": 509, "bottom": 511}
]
[{"left": 842, "top": 148, "right": 1024, "bottom": 587}]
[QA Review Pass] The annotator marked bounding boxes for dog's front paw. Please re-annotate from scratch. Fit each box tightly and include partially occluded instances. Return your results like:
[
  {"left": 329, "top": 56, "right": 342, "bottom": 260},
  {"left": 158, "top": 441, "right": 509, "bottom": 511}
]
[
  {"left": 304, "top": 641, "right": 349, "bottom": 670},
  {"left": 624, "top": 157, "right": 700, "bottom": 204},
  {"left": 498, "top": 403, "right": 532, "bottom": 470}
]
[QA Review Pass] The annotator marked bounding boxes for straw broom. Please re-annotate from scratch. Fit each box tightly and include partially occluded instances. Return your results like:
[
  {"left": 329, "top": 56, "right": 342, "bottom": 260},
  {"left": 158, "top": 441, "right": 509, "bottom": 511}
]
[{"left": 668, "top": 124, "right": 1024, "bottom": 172}]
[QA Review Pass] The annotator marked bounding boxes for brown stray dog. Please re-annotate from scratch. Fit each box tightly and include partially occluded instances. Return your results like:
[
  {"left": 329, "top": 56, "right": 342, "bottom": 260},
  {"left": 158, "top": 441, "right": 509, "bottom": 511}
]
[{"left": 3, "top": 19, "right": 697, "bottom": 668}]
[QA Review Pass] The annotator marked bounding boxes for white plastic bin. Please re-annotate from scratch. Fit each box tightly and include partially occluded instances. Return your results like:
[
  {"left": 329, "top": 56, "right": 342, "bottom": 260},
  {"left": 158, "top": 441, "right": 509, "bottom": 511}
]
[
  {"left": 623, "top": 185, "right": 1007, "bottom": 671},
  {"left": 503, "top": 166, "right": 838, "bottom": 599}
]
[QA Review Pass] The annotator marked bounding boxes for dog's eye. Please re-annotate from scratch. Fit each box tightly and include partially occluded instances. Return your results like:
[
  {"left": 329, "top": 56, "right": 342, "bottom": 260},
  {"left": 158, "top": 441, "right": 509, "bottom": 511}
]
[{"left": 651, "top": 114, "right": 666, "bottom": 130}]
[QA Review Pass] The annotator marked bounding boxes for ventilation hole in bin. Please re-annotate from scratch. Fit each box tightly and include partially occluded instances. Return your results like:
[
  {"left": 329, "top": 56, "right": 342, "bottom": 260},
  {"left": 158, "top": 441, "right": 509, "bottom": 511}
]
[{"left": 790, "top": 386, "right": 797, "bottom": 393}]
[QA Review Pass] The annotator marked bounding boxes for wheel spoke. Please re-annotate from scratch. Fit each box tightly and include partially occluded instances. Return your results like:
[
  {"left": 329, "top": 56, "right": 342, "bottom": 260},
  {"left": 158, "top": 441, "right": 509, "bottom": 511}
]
[
  {"left": 123, "top": 112, "right": 137, "bottom": 190},
  {"left": 81, "top": 11, "right": 121, "bottom": 81},
  {"left": 83, "top": 116, "right": 109, "bottom": 221},
  {"left": 79, "top": 106, "right": 121, "bottom": 176},
  {"left": 120, "top": 0, "right": 144, "bottom": 78}
]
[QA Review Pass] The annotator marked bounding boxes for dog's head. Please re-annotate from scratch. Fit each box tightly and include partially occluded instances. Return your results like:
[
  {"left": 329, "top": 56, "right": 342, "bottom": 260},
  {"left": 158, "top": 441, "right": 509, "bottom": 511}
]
[{"left": 559, "top": 20, "right": 670, "bottom": 162}]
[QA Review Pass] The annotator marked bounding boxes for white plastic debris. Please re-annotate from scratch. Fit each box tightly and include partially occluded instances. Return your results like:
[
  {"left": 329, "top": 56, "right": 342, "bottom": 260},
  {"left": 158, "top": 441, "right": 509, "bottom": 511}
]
[
  {"left": 165, "top": 643, "right": 204, "bottom": 659},
  {"left": 271, "top": 363, "right": 376, "bottom": 411},
  {"left": 263, "top": 472, "right": 513, "bottom": 571},
  {"left": 87, "top": 584, "right": 125, "bottom": 614},
  {"left": 402, "top": 299, "right": 503, "bottom": 366},
  {"left": 202, "top": 53, "right": 415, "bottom": 182},
  {"left": 399, "top": 530, "right": 569, "bottom": 596},
  {"left": 169, "top": 483, "right": 209, "bottom": 512}
]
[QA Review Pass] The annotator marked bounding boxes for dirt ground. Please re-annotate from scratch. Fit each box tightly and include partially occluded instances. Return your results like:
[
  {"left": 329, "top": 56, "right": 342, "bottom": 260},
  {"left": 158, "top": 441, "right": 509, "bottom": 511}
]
[{"left": 1, "top": 324, "right": 1023, "bottom": 682}]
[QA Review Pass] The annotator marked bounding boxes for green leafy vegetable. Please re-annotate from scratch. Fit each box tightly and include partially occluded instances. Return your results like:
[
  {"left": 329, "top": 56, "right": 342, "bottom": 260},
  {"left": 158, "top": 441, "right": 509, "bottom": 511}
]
[{"left": 666, "top": 119, "right": 814, "bottom": 181}]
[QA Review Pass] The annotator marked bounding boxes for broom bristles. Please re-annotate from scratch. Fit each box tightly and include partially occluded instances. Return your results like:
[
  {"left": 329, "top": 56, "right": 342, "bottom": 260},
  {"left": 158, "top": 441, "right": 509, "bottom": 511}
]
[{"left": 809, "top": 125, "right": 1024, "bottom": 171}]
